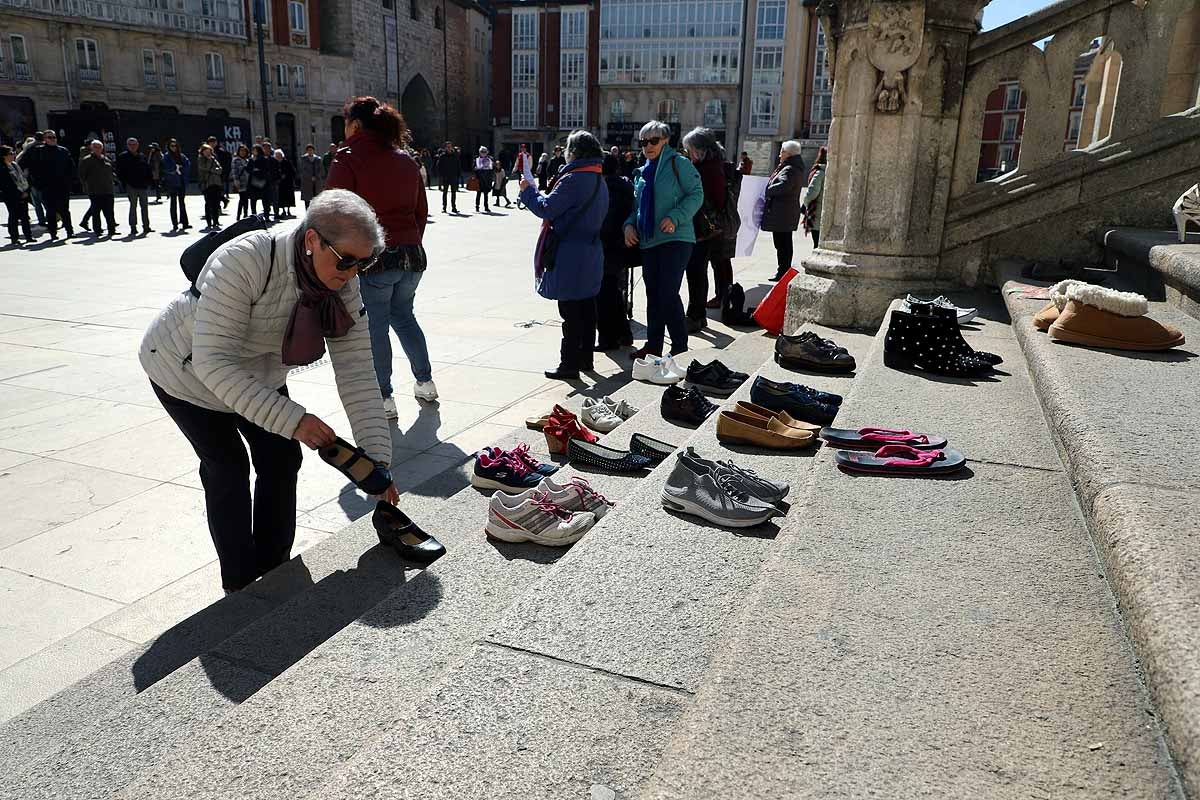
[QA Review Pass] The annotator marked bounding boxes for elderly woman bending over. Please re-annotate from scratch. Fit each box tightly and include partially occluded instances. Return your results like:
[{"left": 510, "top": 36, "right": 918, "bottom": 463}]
[{"left": 140, "top": 189, "right": 397, "bottom": 592}]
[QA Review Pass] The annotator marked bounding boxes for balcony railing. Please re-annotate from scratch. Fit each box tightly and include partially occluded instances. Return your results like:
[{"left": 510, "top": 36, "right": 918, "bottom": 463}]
[
  {"left": 78, "top": 65, "right": 101, "bottom": 83},
  {"left": 143, "top": 71, "right": 158, "bottom": 88},
  {"left": 163, "top": 74, "right": 177, "bottom": 91},
  {"left": 294, "top": 83, "right": 306, "bottom": 98},
  {"left": 13, "top": 61, "right": 32, "bottom": 80},
  {"left": 276, "top": 83, "right": 289, "bottom": 98},
  {"left": 0, "top": 0, "right": 245, "bottom": 39},
  {"left": 206, "top": 77, "right": 225, "bottom": 92}
]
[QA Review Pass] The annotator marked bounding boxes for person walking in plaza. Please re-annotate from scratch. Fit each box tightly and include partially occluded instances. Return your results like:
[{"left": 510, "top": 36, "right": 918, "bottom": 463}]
[
  {"left": 116, "top": 137, "right": 154, "bottom": 235},
  {"left": 275, "top": 149, "right": 297, "bottom": 220},
  {"left": 77, "top": 144, "right": 98, "bottom": 235},
  {"left": 322, "top": 143, "right": 337, "bottom": 177},
  {"left": 148, "top": 142, "right": 164, "bottom": 203},
  {"left": 139, "top": 189, "right": 396, "bottom": 593},
  {"left": 326, "top": 96, "right": 438, "bottom": 415},
  {"left": 198, "top": 143, "right": 224, "bottom": 232},
  {"left": 492, "top": 160, "right": 511, "bottom": 208},
  {"left": 17, "top": 135, "right": 46, "bottom": 226},
  {"left": 421, "top": 148, "right": 434, "bottom": 189},
  {"left": 513, "top": 143, "right": 531, "bottom": 209},
  {"left": 548, "top": 146, "right": 566, "bottom": 189},
  {"left": 803, "top": 146, "right": 827, "bottom": 248},
  {"left": 207, "top": 136, "right": 232, "bottom": 210},
  {"left": 519, "top": 130, "right": 608, "bottom": 380},
  {"left": 436, "top": 142, "right": 459, "bottom": 213},
  {"left": 231, "top": 144, "right": 251, "bottom": 220},
  {"left": 535, "top": 152, "right": 550, "bottom": 192},
  {"left": 1, "top": 145, "right": 34, "bottom": 245},
  {"left": 23, "top": 130, "right": 75, "bottom": 240},
  {"left": 739, "top": 151, "right": 754, "bottom": 175},
  {"left": 682, "top": 127, "right": 736, "bottom": 332},
  {"left": 78, "top": 140, "right": 118, "bottom": 237},
  {"left": 163, "top": 138, "right": 191, "bottom": 232},
  {"left": 299, "top": 143, "right": 325, "bottom": 209},
  {"left": 247, "top": 144, "right": 273, "bottom": 217},
  {"left": 762, "top": 140, "right": 806, "bottom": 282},
  {"left": 473, "top": 146, "right": 494, "bottom": 213},
  {"left": 624, "top": 121, "right": 704, "bottom": 359},
  {"left": 595, "top": 152, "right": 635, "bottom": 350}
]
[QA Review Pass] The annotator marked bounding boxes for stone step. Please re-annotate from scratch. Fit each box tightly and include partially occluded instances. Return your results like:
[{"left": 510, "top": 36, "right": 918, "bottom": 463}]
[
  {"left": 1099, "top": 226, "right": 1200, "bottom": 320},
  {"left": 1000, "top": 271, "right": 1200, "bottom": 798},
  {"left": 301, "top": 327, "right": 879, "bottom": 799},
  {"left": 108, "top": 331, "right": 777, "bottom": 800},
  {"left": 636, "top": 296, "right": 1184, "bottom": 799}
]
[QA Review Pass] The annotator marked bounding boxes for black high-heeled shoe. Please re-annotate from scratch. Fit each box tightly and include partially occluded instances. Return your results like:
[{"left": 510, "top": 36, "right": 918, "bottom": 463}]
[
  {"left": 372, "top": 502, "right": 446, "bottom": 566},
  {"left": 883, "top": 310, "right": 993, "bottom": 377},
  {"left": 904, "top": 300, "right": 1003, "bottom": 365}
]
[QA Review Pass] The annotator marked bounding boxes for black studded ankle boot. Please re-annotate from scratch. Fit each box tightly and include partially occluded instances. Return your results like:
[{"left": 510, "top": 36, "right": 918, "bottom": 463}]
[
  {"left": 905, "top": 300, "right": 1003, "bottom": 366},
  {"left": 883, "top": 310, "right": 994, "bottom": 377}
]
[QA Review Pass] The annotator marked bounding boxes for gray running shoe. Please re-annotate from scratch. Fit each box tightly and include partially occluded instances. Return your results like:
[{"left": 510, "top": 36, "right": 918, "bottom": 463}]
[
  {"left": 661, "top": 451, "right": 780, "bottom": 528},
  {"left": 680, "top": 447, "right": 790, "bottom": 504}
]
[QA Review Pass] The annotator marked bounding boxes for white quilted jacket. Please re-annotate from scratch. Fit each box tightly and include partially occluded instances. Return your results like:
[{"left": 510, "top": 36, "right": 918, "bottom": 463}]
[{"left": 140, "top": 228, "right": 392, "bottom": 466}]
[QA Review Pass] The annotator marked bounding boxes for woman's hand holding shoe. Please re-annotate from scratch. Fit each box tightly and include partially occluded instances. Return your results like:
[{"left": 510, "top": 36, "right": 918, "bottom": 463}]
[
  {"left": 624, "top": 224, "right": 639, "bottom": 247},
  {"left": 294, "top": 413, "right": 336, "bottom": 450}
]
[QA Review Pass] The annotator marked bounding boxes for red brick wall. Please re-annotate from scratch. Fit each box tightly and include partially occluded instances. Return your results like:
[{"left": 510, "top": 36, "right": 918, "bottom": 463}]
[
  {"left": 544, "top": 10, "right": 561, "bottom": 129},
  {"left": 272, "top": 0, "right": 289, "bottom": 46},
  {"left": 493, "top": 13, "right": 512, "bottom": 119},
  {"left": 308, "top": 0, "right": 320, "bottom": 50},
  {"left": 587, "top": 3, "right": 600, "bottom": 126}
]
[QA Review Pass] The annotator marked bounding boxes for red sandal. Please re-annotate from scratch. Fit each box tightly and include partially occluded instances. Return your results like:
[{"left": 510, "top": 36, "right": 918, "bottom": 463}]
[{"left": 544, "top": 406, "right": 598, "bottom": 454}]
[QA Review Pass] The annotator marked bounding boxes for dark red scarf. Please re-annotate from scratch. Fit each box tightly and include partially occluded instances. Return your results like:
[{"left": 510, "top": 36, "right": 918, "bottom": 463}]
[{"left": 281, "top": 230, "right": 355, "bottom": 366}]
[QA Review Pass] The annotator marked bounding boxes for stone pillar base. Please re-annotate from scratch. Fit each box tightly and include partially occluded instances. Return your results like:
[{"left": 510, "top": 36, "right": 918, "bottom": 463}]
[{"left": 783, "top": 248, "right": 949, "bottom": 331}]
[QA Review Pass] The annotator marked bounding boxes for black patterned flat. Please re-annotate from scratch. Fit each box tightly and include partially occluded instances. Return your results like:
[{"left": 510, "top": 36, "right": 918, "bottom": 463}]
[
  {"left": 567, "top": 439, "right": 653, "bottom": 473},
  {"left": 629, "top": 433, "right": 677, "bottom": 464}
]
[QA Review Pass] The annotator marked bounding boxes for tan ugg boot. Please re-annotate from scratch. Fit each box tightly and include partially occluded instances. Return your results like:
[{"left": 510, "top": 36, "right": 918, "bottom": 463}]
[
  {"left": 1048, "top": 284, "right": 1185, "bottom": 351},
  {"left": 1033, "top": 279, "right": 1085, "bottom": 332}
]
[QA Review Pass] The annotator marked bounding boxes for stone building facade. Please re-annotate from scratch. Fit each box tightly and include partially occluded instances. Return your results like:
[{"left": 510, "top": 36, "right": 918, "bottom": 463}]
[
  {"left": 0, "top": 0, "right": 352, "bottom": 158},
  {"left": 319, "top": 0, "right": 492, "bottom": 150}
]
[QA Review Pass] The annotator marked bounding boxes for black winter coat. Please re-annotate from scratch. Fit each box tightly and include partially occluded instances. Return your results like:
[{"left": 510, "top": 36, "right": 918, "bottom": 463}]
[
  {"left": 600, "top": 174, "right": 635, "bottom": 274},
  {"left": 760, "top": 153, "right": 807, "bottom": 233},
  {"left": 436, "top": 151, "right": 459, "bottom": 181},
  {"left": 20, "top": 144, "right": 74, "bottom": 196},
  {"left": 115, "top": 150, "right": 154, "bottom": 189}
]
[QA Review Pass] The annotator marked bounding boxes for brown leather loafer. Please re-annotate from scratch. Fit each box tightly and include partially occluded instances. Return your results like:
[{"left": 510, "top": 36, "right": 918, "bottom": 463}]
[
  {"left": 716, "top": 410, "right": 816, "bottom": 450},
  {"left": 734, "top": 401, "right": 822, "bottom": 433}
]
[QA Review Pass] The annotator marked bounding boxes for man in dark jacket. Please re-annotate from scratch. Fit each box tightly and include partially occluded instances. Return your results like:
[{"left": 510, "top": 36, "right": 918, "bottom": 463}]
[
  {"left": 207, "top": 136, "right": 233, "bottom": 209},
  {"left": 435, "top": 142, "right": 460, "bottom": 213},
  {"left": 760, "top": 141, "right": 806, "bottom": 281},
  {"left": 115, "top": 137, "right": 154, "bottom": 234},
  {"left": 22, "top": 131, "right": 75, "bottom": 239},
  {"left": 78, "top": 140, "right": 118, "bottom": 236},
  {"left": 596, "top": 154, "right": 636, "bottom": 350}
]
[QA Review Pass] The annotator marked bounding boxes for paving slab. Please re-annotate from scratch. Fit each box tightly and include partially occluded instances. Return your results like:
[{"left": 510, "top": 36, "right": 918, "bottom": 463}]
[
  {"left": 0, "top": 569, "right": 124, "bottom": 671},
  {"left": 0, "top": 628, "right": 135, "bottom": 726}
]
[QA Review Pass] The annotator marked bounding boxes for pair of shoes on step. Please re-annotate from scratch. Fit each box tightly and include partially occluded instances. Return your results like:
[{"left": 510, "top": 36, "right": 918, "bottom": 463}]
[
  {"left": 543, "top": 405, "right": 599, "bottom": 454},
  {"left": 372, "top": 503, "right": 445, "bottom": 566},
  {"left": 685, "top": 359, "right": 749, "bottom": 396},
  {"left": 900, "top": 294, "right": 978, "bottom": 324},
  {"left": 471, "top": 443, "right": 559, "bottom": 493},
  {"left": 819, "top": 426, "right": 967, "bottom": 476},
  {"left": 749, "top": 376, "right": 841, "bottom": 426},
  {"left": 775, "top": 330, "right": 856, "bottom": 374},
  {"left": 883, "top": 304, "right": 1000, "bottom": 378},
  {"left": 1033, "top": 280, "right": 1185, "bottom": 352},
  {"left": 580, "top": 396, "right": 639, "bottom": 433},
  {"left": 662, "top": 384, "right": 719, "bottom": 426},
  {"left": 633, "top": 354, "right": 685, "bottom": 384},
  {"left": 716, "top": 402, "right": 819, "bottom": 450},
  {"left": 485, "top": 475, "right": 614, "bottom": 547},
  {"left": 661, "top": 447, "right": 789, "bottom": 528}
]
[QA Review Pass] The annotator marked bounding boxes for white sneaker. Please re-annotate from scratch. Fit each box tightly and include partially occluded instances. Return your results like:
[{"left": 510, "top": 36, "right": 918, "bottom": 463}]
[
  {"left": 632, "top": 356, "right": 683, "bottom": 385},
  {"left": 504, "top": 477, "right": 614, "bottom": 520},
  {"left": 414, "top": 380, "right": 439, "bottom": 402},
  {"left": 601, "top": 396, "right": 640, "bottom": 420},
  {"left": 663, "top": 355, "right": 687, "bottom": 380},
  {"left": 581, "top": 398, "right": 623, "bottom": 433},
  {"left": 485, "top": 492, "right": 596, "bottom": 546},
  {"left": 382, "top": 396, "right": 398, "bottom": 420}
]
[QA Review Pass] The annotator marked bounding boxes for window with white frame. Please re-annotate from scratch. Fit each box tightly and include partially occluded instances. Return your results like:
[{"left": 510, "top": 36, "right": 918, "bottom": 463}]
[
  {"left": 75, "top": 37, "right": 100, "bottom": 80},
  {"left": 142, "top": 48, "right": 157, "bottom": 85},
  {"left": 275, "top": 63, "right": 289, "bottom": 95},
  {"left": 512, "top": 89, "right": 537, "bottom": 129},
  {"left": 560, "top": 49, "right": 586, "bottom": 129},
  {"left": 161, "top": 50, "right": 175, "bottom": 77},
  {"left": 998, "top": 144, "right": 1016, "bottom": 169},
  {"left": 1004, "top": 83, "right": 1021, "bottom": 110},
  {"left": 289, "top": 1, "right": 306, "bottom": 31},
  {"left": 512, "top": 52, "right": 536, "bottom": 89},
  {"left": 750, "top": 90, "right": 778, "bottom": 132},
  {"left": 656, "top": 98, "right": 678, "bottom": 123},
  {"left": 513, "top": 10, "right": 537, "bottom": 50},
  {"left": 755, "top": 0, "right": 786, "bottom": 40},
  {"left": 752, "top": 44, "right": 783, "bottom": 86},
  {"left": 205, "top": 52, "right": 225, "bottom": 83},
  {"left": 1066, "top": 110, "right": 1082, "bottom": 147},
  {"left": 512, "top": 10, "right": 539, "bottom": 129},
  {"left": 703, "top": 98, "right": 724, "bottom": 128},
  {"left": 10, "top": 34, "right": 30, "bottom": 80},
  {"left": 561, "top": 90, "right": 585, "bottom": 129},
  {"left": 610, "top": 98, "right": 627, "bottom": 122},
  {"left": 560, "top": 7, "right": 587, "bottom": 50},
  {"left": 293, "top": 64, "right": 306, "bottom": 94},
  {"left": 561, "top": 51, "right": 585, "bottom": 87},
  {"left": 1072, "top": 77, "right": 1086, "bottom": 107},
  {"left": 1001, "top": 114, "right": 1018, "bottom": 141}
]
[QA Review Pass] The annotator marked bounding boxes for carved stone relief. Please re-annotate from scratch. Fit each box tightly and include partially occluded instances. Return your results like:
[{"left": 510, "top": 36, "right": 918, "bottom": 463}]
[{"left": 867, "top": 2, "right": 924, "bottom": 113}]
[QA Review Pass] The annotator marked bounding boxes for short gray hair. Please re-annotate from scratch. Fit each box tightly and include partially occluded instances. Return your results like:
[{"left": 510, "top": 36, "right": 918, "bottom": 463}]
[
  {"left": 780, "top": 140, "right": 803, "bottom": 156},
  {"left": 90, "top": 139, "right": 103, "bottom": 148},
  {"left": 639, "top": 120, "right": 672, "bottom": 142},
  {"left": 565, "top": 129, "right": 602, "bottom": 161},
  {"left": 682, "top": 127, "right": 724, "bottom": 162},
  {"left": 303, "top": 189, "right": 385, "bottom": 251}
]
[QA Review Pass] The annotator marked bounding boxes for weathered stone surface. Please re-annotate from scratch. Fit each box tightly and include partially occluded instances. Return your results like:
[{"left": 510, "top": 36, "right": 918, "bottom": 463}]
[
  {"left": 315, "top": 646, "right": 689, "bottom": 800},
  {"left": 1102, "top": 226, "right": 1200, "bottom": 307}
]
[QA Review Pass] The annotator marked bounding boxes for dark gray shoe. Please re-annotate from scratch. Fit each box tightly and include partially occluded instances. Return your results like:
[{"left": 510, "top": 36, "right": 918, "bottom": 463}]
[
  {"left": 678, "top": 447, "right": 790, "bottom": 504},
  {"left": 661, "top": 450, "right": 780, "bottom": 528}
]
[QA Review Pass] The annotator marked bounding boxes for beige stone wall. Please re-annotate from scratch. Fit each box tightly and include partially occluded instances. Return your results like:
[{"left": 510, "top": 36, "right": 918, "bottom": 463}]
[{"left": 1161, "top": 3, "right": 1200, "bottom": 116}]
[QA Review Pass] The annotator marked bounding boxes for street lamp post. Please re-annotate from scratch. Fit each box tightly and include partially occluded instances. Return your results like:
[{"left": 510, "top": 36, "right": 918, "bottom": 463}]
[{"left": 254, "top": 0, "right": 271, "bottom": 140}]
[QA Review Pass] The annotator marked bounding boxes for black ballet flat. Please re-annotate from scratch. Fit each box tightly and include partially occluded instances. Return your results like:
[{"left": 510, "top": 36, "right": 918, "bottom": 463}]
[
  {"left": 372, "top": 502, "right": 446, "bottom": 566},
  {"left": 567, "top": 439, "right": 653, "bottom": 473},
  {"left": 629, "top": 432, "right": 677, "bottom": 464},
  {"left": 319, "top": 437, "right": 393, "bottom": 495}
]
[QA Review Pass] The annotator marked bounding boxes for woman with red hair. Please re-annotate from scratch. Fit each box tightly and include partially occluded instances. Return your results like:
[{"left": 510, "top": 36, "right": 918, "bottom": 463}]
[{"left": 326, "top": 96, "right": 437, "bottom": 418}]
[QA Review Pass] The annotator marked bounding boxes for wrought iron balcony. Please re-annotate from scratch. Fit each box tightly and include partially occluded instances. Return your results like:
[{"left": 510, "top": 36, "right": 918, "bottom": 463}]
[
  {"left": 14, "top": 61, "right": 32, "bottom": 80},
  {"left": 78, "top": 65, "right": 101, "bottom": 83},
  {"left": 207, "top": 77, "right": 225, "bottom": 92}
]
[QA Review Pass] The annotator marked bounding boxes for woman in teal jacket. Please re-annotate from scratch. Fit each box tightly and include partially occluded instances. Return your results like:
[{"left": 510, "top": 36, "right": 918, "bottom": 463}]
[{"left": 623, "top": 120, "right": 704, "bottom": 358}]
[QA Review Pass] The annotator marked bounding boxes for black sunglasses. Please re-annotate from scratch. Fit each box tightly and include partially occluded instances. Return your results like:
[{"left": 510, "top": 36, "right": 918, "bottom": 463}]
[
  {"left": 638, "top": 137, "right": 664, "bottom": 148},
  {"left": 316, "top": 230, "right": 381, "bottom": 272}
]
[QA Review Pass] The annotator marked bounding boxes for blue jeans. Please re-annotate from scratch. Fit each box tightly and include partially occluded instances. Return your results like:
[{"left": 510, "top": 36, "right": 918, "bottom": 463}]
[
  {"left": 360, "top": 268, "right": 433, "bottom": 396},
  {"left": 641, "top": 241, "right": 693, "bottom": 354}
]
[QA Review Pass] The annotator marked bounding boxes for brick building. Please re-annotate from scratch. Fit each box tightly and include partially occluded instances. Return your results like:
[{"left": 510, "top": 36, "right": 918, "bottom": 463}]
[{"left": 0, "top": 0, "right": 352, "bottom": 159}]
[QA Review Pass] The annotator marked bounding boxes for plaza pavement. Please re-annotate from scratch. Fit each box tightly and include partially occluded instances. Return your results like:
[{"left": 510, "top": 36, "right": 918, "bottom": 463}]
[{"left": 0, "top": 189, "right": 805, "bottom": 721}]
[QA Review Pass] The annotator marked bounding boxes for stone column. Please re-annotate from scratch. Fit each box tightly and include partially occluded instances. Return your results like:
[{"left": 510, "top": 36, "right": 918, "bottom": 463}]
[{"left": 786, "top": 0, "right": 986, "bottom": 329}]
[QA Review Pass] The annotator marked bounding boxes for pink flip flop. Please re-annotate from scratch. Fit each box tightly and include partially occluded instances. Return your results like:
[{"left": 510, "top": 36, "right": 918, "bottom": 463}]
[
  {"left": 835, "top": 444, "right": 966, "bottom": 476},
  {"left": 819, "top": 427, "right": 948, "bottom": 450}
]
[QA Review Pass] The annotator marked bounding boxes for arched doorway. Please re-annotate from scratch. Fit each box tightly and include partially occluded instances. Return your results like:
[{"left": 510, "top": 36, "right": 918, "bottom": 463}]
[{"left": 401, "top": 74, "right": 437, "bottom": 147}]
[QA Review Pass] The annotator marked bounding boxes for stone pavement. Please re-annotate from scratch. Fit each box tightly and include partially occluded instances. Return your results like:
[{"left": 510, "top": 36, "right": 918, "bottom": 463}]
[{"left": 0, "top": 190, "right": 801, "bottom": 722}]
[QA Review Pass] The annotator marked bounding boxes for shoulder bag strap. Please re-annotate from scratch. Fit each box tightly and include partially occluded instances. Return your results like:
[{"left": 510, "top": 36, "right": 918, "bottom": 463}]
[{"left": 551, "top": 173, "right": 603, "bottom": 240}]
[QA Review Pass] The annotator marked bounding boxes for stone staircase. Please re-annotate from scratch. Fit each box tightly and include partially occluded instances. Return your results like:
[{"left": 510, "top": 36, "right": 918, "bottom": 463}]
[{"left": 3, "top": 293, "right": 1197, "bottom": 798}]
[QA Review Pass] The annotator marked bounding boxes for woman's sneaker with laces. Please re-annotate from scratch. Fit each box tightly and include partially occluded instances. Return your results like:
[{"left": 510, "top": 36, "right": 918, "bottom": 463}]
[
  {"left": 485, "top": 492, "right": 596, "bottom": 546},
  {"left": 581, "top": 398, "right": 624, "bottom": 433},
  {"left": 471, "top": 448, "right": 545, "bottom": 493},
  {"left": 504, "top": 476, "right": 614, "bottom": 520},
  {"left": 661, "top": 450, "right": 780, "bottom": 528},
  {"left": 484, "top": 443, "right": 558, "bottom": 477},
  {"left": 601, "top": 396, "right": 640, "bottom": 420}
]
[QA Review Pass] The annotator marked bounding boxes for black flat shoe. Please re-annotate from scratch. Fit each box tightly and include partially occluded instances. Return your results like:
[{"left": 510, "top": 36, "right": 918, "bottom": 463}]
[
  {"left": 775, "top": 331, "right": 857, "bottom": 373},
  {"left": 567, "top": 439, "right": 653, "bottom": 473},
  {"left": 685, "top": 359, "right": 748, "bottom": 397},
  {"left": 629, "top": 432, "right": 677, "bottom": 464},
  {"left": 372, "top": 502, "right": 446, "bottom": 566},
  {"left": 661, "top": 384, "right": 719, "bottom": 426},
  {"left": 319, "top": 437, "right": 393, "bottom": 495},
  {"left": 544, "top": 367, "right": 581, "bottom": 381}
]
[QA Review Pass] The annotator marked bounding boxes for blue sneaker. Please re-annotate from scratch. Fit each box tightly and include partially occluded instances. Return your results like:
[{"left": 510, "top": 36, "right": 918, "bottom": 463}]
[
  {"left": 470, "top": 447, "right": 546, "bottom": 493},
  {"left": 487, "top": 443, "right": 558, "bottom": 477},
  {"left": 750, "top": 376, "right": 839, "bottom": 426}
]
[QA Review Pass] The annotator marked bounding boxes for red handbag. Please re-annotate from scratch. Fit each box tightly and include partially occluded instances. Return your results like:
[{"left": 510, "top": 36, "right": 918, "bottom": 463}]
[{"left": 751, "top": 267, "right": 798, "bottom": 335}]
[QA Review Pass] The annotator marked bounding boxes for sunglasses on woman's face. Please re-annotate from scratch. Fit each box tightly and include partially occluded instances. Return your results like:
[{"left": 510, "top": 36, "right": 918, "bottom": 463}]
[
  {"left": 317, "top": 232, "right": 381, "bottom": 272},
  {"left": 638, "top": 137, "right": 664, "bottom": 148}
]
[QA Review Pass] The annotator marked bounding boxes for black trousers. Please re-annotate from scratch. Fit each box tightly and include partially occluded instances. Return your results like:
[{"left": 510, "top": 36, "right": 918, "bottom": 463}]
[
  {"left": 685, "top": 238, "right": 712, "bottom": 321},
  {"left": 595, "top": 269, "right": 632, "bottom": 347},
  {"left": 5, "top": 198, "right": 32, "bottom": 241},
  {"left": 42, "top": 191, "right": 72, "bottom": 237},
  {"left": 475, "top": 188, "right": 489, "bottom": 211},
  {"left": 87, "top": 194, "right": 116, "bottom": 233},
  {"left": 811, "top": 229, "right": 820, "bottom": 248},
  {"left": 152, "top": 382, "right": 303, "bottom": 591},
  {"left": 441, "top": 180, "right": 457, "bottom": 211},
  {"left": 772, "top": 231, "right": 793, "bottom": 274},
  {"left": 203, "top": 186, "right": 223, "bottom": 227},
  {"left": 237, "top": 192, "right": 251, "bottom": 219},
  {"left": 558, "top": 298, "right": 597, "bottom": 371},
  {"left": 169, "top": 189, "right": 189, "bottom": 227}
]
